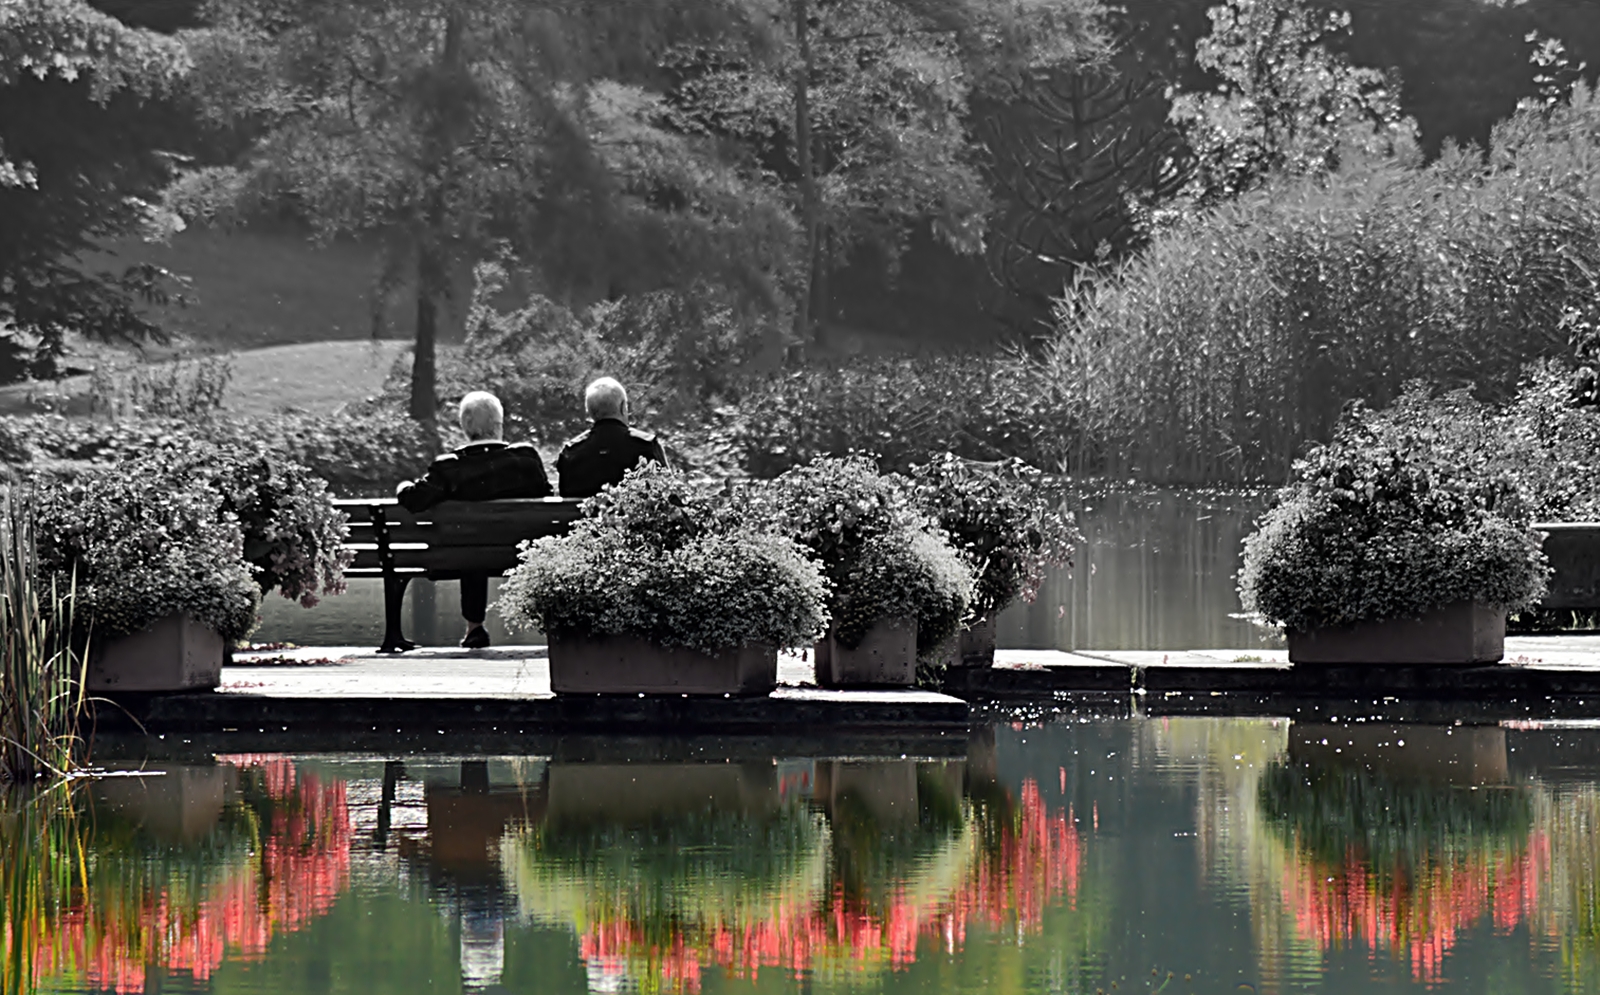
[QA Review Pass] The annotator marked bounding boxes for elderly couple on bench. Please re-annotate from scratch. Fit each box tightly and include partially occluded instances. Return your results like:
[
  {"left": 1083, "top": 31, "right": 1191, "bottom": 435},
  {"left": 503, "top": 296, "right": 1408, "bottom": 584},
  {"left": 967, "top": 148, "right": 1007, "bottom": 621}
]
[{"left": 394, "top": 376, "right": 667, "bottom": 649}]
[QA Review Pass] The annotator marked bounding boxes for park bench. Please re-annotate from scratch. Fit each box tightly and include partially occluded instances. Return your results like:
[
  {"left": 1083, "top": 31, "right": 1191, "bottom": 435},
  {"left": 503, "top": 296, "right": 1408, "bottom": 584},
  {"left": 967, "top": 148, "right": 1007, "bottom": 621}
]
[{"left": 334, "top": 497, "right": 586, "bottom": 653}]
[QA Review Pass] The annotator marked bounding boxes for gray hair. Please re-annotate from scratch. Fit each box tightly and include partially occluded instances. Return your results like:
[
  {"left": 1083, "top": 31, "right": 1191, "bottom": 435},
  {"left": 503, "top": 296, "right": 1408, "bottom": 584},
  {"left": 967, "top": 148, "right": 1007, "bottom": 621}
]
[
  {"left": 458, "top": 391, "right": 504, "bottom": 441},
  {"left": 584, "top": 377, "right": 628, "bottom": 421}
]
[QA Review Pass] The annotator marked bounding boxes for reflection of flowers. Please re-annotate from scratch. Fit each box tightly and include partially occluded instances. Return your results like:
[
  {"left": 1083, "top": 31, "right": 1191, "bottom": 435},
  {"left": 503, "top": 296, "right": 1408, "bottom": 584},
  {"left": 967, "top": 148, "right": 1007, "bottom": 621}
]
[
  {"left": 1261, "top": 762, "right": 1546, "bottom": 984},
  {"left": 509, "top": 776, "right": 1081, "bottom": 994},
  {"left": 1277, "top": 835, "right": 1549, "bottom": 984},
  {"left": 31, "top": 755, "right": 351, "bottom": 994}
]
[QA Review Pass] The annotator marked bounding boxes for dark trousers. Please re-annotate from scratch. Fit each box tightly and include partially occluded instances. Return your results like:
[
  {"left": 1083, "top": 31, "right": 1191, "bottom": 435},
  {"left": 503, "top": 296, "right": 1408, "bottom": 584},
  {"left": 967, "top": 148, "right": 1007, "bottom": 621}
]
[{"left": 460, "top": 572, "right": 488, "bottom": 624}]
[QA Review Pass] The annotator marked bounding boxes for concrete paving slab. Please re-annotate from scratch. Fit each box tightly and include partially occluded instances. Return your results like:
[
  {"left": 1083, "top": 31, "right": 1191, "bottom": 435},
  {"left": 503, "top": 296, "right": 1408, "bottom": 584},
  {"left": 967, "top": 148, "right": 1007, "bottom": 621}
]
[{"left": 105, "top": 644, "right": 969, "bottom": 735}]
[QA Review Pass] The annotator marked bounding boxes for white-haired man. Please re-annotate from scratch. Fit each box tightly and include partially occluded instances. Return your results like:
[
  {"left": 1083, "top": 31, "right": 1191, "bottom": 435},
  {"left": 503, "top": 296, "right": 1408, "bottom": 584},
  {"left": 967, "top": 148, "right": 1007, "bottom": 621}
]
[
  {"left": 397, "top": 391, "right": 550, "bottom": 649},
  {"left": 555, "top": 377, "right": 668, "bottom": 498}
]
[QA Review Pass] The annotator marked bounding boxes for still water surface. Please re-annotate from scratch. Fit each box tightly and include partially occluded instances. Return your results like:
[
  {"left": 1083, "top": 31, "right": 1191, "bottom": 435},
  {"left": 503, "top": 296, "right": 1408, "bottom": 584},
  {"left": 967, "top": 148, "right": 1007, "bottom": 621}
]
[
  {"left": 254, "top": 488, "right": 1278, "bottom": 652},
  {"left": 10, "top": 716, "right": 1600, "bottom": 994}
]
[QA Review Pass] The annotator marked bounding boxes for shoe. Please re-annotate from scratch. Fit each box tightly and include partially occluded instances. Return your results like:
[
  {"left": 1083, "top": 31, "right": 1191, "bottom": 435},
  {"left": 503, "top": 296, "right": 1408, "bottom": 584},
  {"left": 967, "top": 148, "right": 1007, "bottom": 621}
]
[{"left": 460, "top": 626, "right": 491, "bottom": 650}]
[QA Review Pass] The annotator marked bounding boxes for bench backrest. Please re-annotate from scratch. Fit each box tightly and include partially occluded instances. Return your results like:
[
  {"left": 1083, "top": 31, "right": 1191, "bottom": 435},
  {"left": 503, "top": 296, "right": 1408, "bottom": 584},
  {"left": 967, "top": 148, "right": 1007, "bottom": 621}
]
[{"left": 334, "top": 497, "right": 586, "bottom": 574}]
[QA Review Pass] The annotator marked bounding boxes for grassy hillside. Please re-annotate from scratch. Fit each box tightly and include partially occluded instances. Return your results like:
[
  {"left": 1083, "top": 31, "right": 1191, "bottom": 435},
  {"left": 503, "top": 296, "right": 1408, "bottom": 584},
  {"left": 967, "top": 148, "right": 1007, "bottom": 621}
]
[
  {"left": 86, "top": 225, "right": 419, "bottom": 351},
  {"left": 0, "top": 341, "right": 413, "bottom": 418}
]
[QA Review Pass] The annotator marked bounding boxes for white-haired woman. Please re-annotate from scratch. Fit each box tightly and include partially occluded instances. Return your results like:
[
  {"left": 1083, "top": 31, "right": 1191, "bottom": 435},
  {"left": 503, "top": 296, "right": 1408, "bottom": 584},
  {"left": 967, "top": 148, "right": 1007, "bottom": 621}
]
[
  {"left": 554, "top": 377, "right": 669, "bottom": 498},
  {"left": 397, "top": 391, "right": 550, "bottom": 649}
]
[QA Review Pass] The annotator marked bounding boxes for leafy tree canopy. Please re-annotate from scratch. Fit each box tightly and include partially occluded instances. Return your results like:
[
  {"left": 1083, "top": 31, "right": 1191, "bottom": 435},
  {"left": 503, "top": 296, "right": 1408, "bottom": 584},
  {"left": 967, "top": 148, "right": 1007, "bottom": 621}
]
[
  {"left": 1165, "top": 0, "right": 1416, "bottom": 211},
  {"left": 661, "top": 0, "right": 1108, "bottom": 343},
  {"left": 0, "top": 0, "right": 194, "bottom": 382},
  {"left": 175, "top": 0, "right": 801, "bottom": 417}
]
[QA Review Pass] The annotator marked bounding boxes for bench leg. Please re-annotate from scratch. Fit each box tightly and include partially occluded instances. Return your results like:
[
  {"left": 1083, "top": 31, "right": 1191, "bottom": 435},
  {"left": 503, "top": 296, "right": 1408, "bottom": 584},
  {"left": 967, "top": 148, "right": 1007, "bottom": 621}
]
[{"left": 377, "top": 575, "right": 417, "bottom": 654}]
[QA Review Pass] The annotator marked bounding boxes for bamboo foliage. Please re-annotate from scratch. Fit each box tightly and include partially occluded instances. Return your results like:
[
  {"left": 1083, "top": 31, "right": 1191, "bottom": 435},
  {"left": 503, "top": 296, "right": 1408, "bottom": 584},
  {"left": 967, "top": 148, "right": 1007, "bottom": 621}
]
[{"left": 0, "top": 488, "right": 89, "bottom": 783}]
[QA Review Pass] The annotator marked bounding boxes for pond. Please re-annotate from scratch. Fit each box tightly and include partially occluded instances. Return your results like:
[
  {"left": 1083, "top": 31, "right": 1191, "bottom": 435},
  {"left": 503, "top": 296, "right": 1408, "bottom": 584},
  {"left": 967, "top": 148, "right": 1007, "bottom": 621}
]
[
  {"left": 253, "top": 488, "right": 1279, "bottom": 653},
  {"left": 9, "top": 714, "right": 1600, "bottom": 994}
]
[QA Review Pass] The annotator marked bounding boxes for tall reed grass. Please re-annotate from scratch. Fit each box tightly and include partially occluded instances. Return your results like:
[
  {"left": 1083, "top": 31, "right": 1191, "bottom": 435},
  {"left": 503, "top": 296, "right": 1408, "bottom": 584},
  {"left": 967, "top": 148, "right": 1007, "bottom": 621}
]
[
  {"left": 0, "top": 488, "right": 89, "bottom": 782},
  {"left": 1041, "top": 83, "right": 1600, "bottom": 485}
]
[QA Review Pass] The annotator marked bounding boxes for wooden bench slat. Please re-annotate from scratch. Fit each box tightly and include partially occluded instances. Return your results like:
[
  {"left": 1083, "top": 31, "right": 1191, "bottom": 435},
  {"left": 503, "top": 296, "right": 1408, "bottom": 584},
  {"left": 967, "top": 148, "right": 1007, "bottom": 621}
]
[
  {"left": 350, "top": 547, "right": 527, "bottom": 572},
  {"left": 345, "top": 524, "right": 568, "bottom": 546},
  {"left": 332, "top": 497, "right": 587, "bottom": 650}
]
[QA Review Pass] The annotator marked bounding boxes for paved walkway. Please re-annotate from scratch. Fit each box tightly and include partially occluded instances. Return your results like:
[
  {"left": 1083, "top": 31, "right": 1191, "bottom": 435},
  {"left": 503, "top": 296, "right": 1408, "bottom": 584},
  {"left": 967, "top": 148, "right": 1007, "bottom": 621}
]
[
  {"left": 988, "top": 635, "right": 1600, "bottom": 672},
  {"left": 104, "top": 645, "right": 969, "bottom": 736},
  {"left": 224, "top": 645, "right": 829, "bottom": 698}
]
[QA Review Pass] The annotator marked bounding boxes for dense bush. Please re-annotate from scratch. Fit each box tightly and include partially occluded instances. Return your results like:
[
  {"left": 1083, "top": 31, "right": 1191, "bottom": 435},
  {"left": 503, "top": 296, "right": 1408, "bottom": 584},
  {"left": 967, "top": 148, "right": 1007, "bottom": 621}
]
[
  {"left": 1496, "top": 360, "right": 1600, "bottom": 522},
  {"left": 908, "top": 454, "right": 1083, "bottom": 619},
  {"left": 32, "top": 466, "right": 261, "bottom": 642},
  {"left": 429, "top": 265, "right": 780, "bottom": 448},
  {"left": 109, "top": 438, "right": 353, "bottom": 607},
  {"left": 497, "top": 464, "right": 828, "bottom": 655},
  {"left": 1044, "top": 84, "right": 1600, "bottom": 485},
  {"left": 717, "top": 353, "right": 1061, "bottom": 478},
  {"left": 0, "top": 410, "right": 437, "bottom": 496},
  {"left": 87, "top": 355, "right": 233, "bottom": 421},
  {"left": 751, "top": 456, "right": 974, "bottom": 652},
  {"left": 1237, "top": 389, "right": 1550, "bottom": 631}
]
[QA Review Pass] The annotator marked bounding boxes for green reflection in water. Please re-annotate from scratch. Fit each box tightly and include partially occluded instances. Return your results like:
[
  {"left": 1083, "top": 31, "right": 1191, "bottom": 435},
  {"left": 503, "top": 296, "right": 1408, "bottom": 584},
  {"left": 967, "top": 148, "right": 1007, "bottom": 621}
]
[
  {"left": 67, "top": 718, "right": 1600, "bottom": 993},
  {"left": 4, "top": 746, "right": 1103, "bottom": 995}
]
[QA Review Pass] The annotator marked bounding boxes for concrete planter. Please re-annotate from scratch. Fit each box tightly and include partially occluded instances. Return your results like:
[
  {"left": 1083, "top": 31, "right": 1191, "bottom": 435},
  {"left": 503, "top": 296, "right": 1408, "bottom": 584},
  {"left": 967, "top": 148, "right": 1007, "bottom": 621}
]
[
  {"left": 88, "top": 614, "right": 224, "bottom": 693},
  {"left": 815, "top": 616, "right": 918, "bottom": 688},
  {"left": 932, "top": 613, "right": 997, "bottom": 670},
  {"left": 547, "top": 633, "right": 778, "bottom": 695},
  {"left": 1287, "top": 601, "right": 1506, "bottom": 666}
]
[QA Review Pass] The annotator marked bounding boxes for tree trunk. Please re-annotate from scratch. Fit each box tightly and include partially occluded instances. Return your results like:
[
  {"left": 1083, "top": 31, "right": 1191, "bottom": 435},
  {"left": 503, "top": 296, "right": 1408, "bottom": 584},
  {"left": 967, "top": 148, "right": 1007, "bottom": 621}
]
[
  {"left": 408, "top": 9, "right": 466, "bottom": 424},
  {"left": 811, "top": 227, "right": 830, "bottom": 338},
  {"left": 792, "top": 0, "right": 821, "bottom": 348},
  {"left": 409, "top": 247, "right": 439, "bottom": 423}
]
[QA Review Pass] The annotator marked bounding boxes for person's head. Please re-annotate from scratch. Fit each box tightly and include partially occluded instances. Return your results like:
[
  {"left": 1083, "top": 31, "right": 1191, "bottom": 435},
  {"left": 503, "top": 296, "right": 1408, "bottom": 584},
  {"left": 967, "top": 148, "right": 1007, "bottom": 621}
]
[
  {"left": 584, "top": 377, "right": 628, "bottom": 422},
  {"left": 458, "top": 391, "right": 505, "bottom": 442}
]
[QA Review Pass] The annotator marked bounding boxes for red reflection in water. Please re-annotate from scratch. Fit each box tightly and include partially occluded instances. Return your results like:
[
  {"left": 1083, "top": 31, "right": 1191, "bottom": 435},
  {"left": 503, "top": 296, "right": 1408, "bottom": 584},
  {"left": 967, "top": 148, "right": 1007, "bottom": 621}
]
[
  {"left": 34, "top": 755, "right": 351, "bottom": 993},
  {"left": 1279, "top": 832, "right": 1551, "bottom": 985},
  {"left": 576, "top": 778, "right": 1082, "bottom": 994}
]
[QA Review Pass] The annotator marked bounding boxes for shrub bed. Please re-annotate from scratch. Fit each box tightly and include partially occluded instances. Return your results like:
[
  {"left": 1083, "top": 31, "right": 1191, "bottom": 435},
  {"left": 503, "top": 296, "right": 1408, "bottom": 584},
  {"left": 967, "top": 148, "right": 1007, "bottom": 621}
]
[
  {"left": 748, "top": 456, "right": 974, "bottom": 653},
  {"left": 497, "top": 464, "right": 828, "bottom": 656},
  {"left": 1237, "top": 388, "right": 1550, "bottom": 632}
]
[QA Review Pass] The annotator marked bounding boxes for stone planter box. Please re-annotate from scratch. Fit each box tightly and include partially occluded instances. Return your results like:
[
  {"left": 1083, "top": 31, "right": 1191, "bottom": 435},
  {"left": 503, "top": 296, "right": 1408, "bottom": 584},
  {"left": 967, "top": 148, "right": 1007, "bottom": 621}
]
[
  {"left": 815, "top": 616, "right": 917, "bottom": 688},
  {"left": 1287, "top": 600, "right": 1505, "bottom": 666},
  {"left": 933, "top": 613, "right": 997, "bottom": 669},
  {"left": 547, "top": 634, "right": 777, "bottom": 695},
  {"left": 88, "top": 614, "right": 224, "bottom": 693}
]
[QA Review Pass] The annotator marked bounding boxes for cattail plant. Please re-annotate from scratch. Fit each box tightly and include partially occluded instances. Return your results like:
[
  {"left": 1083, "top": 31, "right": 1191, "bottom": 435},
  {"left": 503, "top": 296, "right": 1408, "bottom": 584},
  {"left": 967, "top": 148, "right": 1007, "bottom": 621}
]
[{"left": 0, "top": 488, "right": 89, "bottom": 782}]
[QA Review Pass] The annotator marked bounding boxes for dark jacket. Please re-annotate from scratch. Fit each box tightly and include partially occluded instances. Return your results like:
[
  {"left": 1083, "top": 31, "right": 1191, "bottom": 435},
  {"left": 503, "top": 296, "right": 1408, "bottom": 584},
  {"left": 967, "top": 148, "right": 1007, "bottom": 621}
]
[
  {"left": 397, "top": 440, "right": 552, "bottom": 513},
  {"left": 555, "top": 418, "right": 668, "bottom": 498}
]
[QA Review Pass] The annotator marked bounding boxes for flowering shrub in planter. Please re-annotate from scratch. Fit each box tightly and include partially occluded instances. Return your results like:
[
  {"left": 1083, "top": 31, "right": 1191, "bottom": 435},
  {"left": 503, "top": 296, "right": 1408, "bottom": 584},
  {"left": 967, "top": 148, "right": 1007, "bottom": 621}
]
[
  {"left": 753, "top": 456, "right": 974, "bottom": 654},
  {"left": 27, "top": 435, "right": 351, "bottom": 608},
  {"left": 1237, "top": 394, "right": 1549, "bottom": 649},
  {"left": 497, "top": 464, "right": 828, "bottom": 661},
  {"left": 127, "top": 438, "right": 352, "bottom": 607},
  {"left": 32, "top": 463, "right": 261, "bottom": 644},
  {"left": 908, "top": 453, "right": 1082, "bottom": 621}
]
